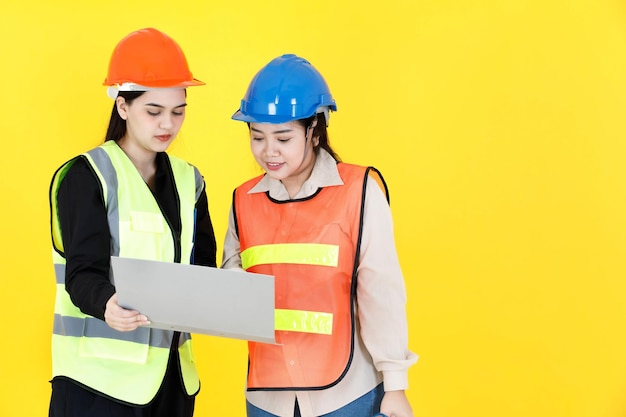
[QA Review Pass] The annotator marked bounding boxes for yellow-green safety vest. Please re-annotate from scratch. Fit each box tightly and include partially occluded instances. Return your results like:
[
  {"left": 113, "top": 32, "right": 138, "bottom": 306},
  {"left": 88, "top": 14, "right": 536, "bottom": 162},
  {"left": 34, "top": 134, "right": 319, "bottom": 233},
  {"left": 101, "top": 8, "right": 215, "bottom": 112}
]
[{"left": 49, "top": 141, "right": 202, "bottom": 405}]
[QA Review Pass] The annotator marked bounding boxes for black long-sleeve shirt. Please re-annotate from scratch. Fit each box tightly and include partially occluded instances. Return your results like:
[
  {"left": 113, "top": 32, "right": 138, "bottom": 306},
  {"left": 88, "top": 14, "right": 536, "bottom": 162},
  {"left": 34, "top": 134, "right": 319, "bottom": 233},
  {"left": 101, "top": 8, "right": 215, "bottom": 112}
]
[{"left": 57, "top": 153, "right": 217, "bottom": 320}]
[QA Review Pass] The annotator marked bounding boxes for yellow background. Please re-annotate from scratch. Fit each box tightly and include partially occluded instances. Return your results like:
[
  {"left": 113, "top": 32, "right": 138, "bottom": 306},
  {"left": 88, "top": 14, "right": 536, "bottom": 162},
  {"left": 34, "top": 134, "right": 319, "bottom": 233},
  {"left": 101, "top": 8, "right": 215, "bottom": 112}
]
[{"left": 1, "top": 0, "right": 626, "bottom": 416}]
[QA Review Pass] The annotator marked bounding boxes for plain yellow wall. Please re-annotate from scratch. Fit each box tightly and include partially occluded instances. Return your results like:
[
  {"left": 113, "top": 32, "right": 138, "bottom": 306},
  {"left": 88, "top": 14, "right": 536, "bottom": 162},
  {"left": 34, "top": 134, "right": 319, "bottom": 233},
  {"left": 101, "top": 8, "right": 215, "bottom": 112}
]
[{"left": 2, "top": 0, "right": 626, "bottom": 416}]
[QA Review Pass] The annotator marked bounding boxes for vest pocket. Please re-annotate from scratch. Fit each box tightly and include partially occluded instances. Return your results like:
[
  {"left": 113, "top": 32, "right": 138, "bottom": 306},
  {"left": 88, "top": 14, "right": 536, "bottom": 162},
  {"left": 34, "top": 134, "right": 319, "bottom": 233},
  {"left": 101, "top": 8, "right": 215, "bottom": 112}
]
[{"left": 119, "top": 212, "right": 170, "bottom": 260}]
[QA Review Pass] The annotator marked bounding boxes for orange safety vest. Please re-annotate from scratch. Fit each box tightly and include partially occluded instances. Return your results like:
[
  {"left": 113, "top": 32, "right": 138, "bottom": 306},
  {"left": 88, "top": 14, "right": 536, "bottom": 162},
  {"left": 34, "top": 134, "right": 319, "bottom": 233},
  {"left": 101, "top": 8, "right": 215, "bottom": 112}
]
[{"left": 234, "top": 163, "right": 388, "bottom": 390}]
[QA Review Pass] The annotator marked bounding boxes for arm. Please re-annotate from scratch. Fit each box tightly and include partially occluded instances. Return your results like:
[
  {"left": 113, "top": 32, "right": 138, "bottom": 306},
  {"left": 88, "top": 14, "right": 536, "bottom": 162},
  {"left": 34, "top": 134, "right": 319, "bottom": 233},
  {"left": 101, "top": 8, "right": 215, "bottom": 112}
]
[
  {"left": 58, "top": 158, "right": 115, "bottom": 320},
  {"left": 220, "top": 204, "right": 244, "bottom": 271},
  {"left": 58, "top": 158, "right": 148, "bottom": 330},
  {"left": 356, "top": 177, "right": 418, "bottom": 417}
]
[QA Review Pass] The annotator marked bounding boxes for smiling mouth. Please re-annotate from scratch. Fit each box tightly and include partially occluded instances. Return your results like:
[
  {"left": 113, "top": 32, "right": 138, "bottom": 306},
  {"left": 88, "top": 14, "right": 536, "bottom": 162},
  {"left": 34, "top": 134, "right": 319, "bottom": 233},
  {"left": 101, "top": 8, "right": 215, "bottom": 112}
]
[{"left": 266, "top": 162, "right": 283, "bottom": 170}]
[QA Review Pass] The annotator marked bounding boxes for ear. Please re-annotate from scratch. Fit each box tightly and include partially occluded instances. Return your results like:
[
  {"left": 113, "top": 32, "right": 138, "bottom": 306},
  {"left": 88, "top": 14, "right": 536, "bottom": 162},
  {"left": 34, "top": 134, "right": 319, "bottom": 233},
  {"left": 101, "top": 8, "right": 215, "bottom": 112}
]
[
  {"left": 116, "top": 96, "right": 128, "bottom": 120},
  {"left": 311, "top": 117, "right": 320, "bottom": 147},
  {"left": 306, "top": 120, "right": 320, "bottom": 147}
]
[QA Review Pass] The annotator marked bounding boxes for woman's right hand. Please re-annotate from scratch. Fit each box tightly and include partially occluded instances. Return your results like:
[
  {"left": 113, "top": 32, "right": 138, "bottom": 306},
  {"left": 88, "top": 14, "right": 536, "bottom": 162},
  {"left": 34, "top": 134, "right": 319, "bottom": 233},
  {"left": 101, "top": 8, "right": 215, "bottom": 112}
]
[{"left": 104, "top": 293, "right": 150, "bottom": 331}]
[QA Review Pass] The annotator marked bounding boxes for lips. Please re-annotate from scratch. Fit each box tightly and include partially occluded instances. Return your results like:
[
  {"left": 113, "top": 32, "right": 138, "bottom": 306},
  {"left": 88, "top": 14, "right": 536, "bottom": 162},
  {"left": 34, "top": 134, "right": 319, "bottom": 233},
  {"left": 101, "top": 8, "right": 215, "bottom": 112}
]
[
  {"left": 265, "top": 162, "right": 284, "bottom": 171},
  {"left": 155, "top": 134, "right": 172, "bottom": 142}
]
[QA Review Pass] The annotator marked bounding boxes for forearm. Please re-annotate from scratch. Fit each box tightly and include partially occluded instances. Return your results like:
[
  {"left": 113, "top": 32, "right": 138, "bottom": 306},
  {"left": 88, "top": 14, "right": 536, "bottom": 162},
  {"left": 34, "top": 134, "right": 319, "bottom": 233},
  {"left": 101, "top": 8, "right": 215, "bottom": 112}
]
[{"left": 220, "top": 206, "right": 243, "bottom": 270}]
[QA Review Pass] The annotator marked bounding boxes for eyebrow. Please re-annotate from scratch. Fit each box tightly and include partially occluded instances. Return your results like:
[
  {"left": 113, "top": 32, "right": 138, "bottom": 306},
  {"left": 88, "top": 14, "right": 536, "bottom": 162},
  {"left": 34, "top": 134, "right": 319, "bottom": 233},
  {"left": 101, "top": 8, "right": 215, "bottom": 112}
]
[
  {"left": 250, "top": 127, "right": 293, "bottom": 134},
  {"left": 145, "top": 103, "right": 188, "bottom": 109}
]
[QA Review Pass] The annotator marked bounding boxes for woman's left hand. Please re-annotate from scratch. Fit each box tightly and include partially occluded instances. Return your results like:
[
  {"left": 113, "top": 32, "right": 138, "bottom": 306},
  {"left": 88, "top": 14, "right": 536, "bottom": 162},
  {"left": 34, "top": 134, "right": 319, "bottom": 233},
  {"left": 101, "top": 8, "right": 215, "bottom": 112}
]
[{"left": 379, "top": 390, "right": 413, "bottom": 417}]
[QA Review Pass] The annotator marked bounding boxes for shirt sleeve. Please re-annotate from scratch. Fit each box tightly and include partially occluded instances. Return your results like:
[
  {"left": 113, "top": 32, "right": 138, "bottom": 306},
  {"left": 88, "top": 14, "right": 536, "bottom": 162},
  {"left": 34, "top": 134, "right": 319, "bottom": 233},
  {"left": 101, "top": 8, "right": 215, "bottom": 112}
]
[
  {"left": 220, "top": 204, "right": 245, "bottom": 271},
  {"left": 356, "top": 176, "right": 418, "bottom": 391},
  {"left": 192, "top": 182, "right": 217, "bottom": 268},
  {"left": 57, "top": 157, "right": 115, "bottom": 320}
]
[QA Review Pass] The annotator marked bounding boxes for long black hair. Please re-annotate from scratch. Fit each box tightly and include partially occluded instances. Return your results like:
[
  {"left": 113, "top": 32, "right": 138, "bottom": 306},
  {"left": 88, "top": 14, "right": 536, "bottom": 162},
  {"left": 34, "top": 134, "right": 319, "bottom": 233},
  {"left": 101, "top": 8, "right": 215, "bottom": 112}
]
[{"left": 104, "top": 91, "right": 145, "bottom": 142}]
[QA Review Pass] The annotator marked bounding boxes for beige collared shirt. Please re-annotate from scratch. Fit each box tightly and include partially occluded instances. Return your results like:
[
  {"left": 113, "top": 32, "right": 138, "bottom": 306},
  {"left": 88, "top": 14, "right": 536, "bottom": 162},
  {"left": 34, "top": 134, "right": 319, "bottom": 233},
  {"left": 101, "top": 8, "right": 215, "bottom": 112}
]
[{"left": 222, "top": 149, "right": 417, "bottom": 417}]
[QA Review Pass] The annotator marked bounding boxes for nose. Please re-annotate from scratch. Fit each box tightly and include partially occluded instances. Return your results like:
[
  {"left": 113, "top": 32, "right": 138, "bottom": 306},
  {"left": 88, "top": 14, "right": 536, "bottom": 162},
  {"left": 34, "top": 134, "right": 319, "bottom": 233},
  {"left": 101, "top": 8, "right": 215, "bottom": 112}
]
[
  {"left": 160, "top": 114, "right": 173, "bottom": 130},
  {"left": 263, "top": 139, "right": 279, "bottom": 157}
]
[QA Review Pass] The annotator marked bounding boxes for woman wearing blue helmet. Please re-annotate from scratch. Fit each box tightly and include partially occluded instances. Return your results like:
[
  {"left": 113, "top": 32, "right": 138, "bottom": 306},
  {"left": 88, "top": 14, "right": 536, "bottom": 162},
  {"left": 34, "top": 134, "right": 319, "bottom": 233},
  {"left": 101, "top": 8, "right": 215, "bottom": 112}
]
[{"left": 222, "top": 54, "right": 417, "bottom": 417}]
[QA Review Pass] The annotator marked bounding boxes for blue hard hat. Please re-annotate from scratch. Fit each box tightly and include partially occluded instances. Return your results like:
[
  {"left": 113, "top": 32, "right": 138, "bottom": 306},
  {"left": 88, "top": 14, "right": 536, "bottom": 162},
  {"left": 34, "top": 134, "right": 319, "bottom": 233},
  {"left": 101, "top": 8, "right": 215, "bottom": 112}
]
[{"left": 232, "top": 54, "right": 337, "bottom": 124}]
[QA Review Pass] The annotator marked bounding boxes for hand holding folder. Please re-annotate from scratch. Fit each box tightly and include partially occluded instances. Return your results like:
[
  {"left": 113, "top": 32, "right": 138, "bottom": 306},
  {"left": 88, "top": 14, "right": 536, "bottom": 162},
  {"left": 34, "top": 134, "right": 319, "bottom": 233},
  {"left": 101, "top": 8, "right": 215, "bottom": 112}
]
[{"left": 110, "top": 256, "right": 276, "bottom": 344}]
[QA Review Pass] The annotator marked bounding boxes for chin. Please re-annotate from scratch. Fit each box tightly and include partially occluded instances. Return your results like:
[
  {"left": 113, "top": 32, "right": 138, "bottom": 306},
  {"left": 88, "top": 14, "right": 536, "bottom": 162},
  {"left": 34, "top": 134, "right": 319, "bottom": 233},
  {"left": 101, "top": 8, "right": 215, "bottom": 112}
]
[
  {"left": 264, "top": 171, "right": 285, "bottom": 181},
  {"left": 153, "top": 143, "right": 172, "bottom": 152}
]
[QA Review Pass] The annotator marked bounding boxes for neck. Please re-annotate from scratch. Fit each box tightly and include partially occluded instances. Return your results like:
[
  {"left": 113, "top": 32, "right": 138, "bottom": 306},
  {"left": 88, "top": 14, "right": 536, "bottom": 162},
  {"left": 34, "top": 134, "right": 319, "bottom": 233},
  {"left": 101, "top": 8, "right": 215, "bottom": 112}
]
[
  {"left": 116, "top": 138, "right": 157, "bottom": 188},
  {"left": 281, "top": 154, "right": 317, "bottom": 199}
]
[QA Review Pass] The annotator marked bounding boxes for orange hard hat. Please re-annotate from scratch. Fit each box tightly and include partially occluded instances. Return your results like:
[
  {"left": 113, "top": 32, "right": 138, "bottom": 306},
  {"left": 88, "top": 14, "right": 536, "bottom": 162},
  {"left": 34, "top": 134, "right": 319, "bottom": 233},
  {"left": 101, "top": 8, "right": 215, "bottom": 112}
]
[{"left": 103, "top": 28, "right": 204, "bottom": 90}]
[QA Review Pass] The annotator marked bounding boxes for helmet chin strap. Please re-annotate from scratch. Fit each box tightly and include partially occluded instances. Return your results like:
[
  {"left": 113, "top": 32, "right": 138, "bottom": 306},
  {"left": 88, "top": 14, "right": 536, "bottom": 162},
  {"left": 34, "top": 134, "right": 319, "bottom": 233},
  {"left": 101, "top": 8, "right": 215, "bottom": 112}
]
[{"left": 317, "top": 107, "right": 330, "bottom": 127}]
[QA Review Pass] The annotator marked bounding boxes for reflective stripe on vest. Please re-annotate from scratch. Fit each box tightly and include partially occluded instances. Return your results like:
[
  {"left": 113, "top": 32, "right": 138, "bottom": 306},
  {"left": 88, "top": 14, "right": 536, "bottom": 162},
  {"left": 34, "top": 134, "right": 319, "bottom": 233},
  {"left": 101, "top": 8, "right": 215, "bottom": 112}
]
[
  {"left": 274, "top": 309, "right": 333, "bottom": 335},
  {"left": 241, "top": 243, "right": 339, "bottom": 269},
  {"left": 235, "top": 163, "right": 388, "bottom": 390},
  {"left": 242, "top": 244, "right": 338, "bottom": 336},
  {"left": 49, "top": 141, "right": 202, "bottom": 405}
]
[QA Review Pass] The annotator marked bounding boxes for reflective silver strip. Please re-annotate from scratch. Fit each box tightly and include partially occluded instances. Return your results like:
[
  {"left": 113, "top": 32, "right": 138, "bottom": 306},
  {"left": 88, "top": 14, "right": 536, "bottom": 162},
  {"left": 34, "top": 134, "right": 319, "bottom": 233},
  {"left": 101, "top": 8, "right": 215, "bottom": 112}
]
[
  {"left": 193, "top": 166, "right": 204, "bottom": 202},
  {"left": 85, "top": 147, "right": 120, "bottom": 256},
  {"left": 53, "top": 314, "right": 190, "bottom": 348},
  {"left": 55, "top": 263, "right": 65, "bottom": 284}
]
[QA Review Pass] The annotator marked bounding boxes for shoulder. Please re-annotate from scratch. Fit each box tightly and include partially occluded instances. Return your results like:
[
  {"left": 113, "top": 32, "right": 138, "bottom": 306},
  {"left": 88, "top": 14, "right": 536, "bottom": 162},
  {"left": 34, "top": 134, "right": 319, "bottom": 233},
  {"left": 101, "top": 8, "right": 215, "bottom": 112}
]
[
  {"left": 163, "top": 152, "right": 193, "bottom": 168},
  {"left": 163, "top": 153, "right": 203, "bottom": 176},
  {"left": 236, "top": 174, "right": 266, "bottom": 192},
  {"left": 337, "top": 162, "right": 384, "bottom": 184},
  {"left": 337, "top": 162, "right": 389, "bottom": 203},
  {"left": 53, "top": 155, "right": 94, "bottom": 183},
  {"left": 53, "top": 155, "right": 102, "bottom": 205}
]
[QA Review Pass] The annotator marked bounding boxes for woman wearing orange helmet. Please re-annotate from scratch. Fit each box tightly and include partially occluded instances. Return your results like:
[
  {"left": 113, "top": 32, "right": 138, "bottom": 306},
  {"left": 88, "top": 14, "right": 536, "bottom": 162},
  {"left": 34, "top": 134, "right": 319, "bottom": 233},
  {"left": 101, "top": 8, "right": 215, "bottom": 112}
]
[
  {"left": 222, "top": 54, "right": 417, "bottom": 417},
  {"left": 48, "top": 28, "right": 216, "bottom": 417}
]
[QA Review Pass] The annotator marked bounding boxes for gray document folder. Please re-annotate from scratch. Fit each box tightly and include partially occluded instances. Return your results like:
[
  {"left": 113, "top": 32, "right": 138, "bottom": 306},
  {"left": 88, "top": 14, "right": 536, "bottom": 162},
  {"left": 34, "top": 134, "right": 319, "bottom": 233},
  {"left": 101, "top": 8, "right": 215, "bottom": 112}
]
[{"left": 110, "top": 256, "right": 275, "bottom": 344}]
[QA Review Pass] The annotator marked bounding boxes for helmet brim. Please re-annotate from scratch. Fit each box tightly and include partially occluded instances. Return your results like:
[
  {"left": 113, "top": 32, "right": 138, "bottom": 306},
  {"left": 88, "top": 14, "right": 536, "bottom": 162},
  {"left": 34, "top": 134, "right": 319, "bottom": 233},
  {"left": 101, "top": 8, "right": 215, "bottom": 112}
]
[
  {"left": 103, "top": 78, "right": 205, "bottom": 88},
  {"left": 231, "top": 105, "right": 336, "bottom": 124}
]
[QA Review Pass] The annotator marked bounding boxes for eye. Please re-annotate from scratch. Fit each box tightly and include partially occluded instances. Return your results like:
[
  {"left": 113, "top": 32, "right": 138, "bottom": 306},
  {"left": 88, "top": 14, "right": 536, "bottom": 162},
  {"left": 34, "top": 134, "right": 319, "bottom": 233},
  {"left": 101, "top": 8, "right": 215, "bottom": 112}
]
[
  {"left": 147, "top": 110, "right": 160, "bottom": 116},
  {"left": 277, "top": 138, "right": 291, "bottom": 143},
  {"left": 173, "top": 110, "right": 185, "bottom": 116},
  {"left": 251, "top": 136, "right": 264, "bottom": 141}
]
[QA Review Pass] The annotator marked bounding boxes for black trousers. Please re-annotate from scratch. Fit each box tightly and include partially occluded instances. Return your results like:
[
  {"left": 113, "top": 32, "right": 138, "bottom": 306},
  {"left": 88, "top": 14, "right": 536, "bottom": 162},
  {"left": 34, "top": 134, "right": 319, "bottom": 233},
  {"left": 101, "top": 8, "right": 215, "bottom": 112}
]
[{"left": 49, "top": 335, "right": 195, "bottom": 417}]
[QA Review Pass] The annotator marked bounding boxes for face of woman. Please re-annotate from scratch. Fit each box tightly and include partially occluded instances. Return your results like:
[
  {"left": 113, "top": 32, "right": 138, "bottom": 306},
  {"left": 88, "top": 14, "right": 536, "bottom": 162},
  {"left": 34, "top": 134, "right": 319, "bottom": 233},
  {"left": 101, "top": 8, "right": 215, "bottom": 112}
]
[
  {"left": 249, "top": 121, "right": 318, "bottom": 196},
  {"left": 116, "top": 89, "right": 187, "bottom": 157}
]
